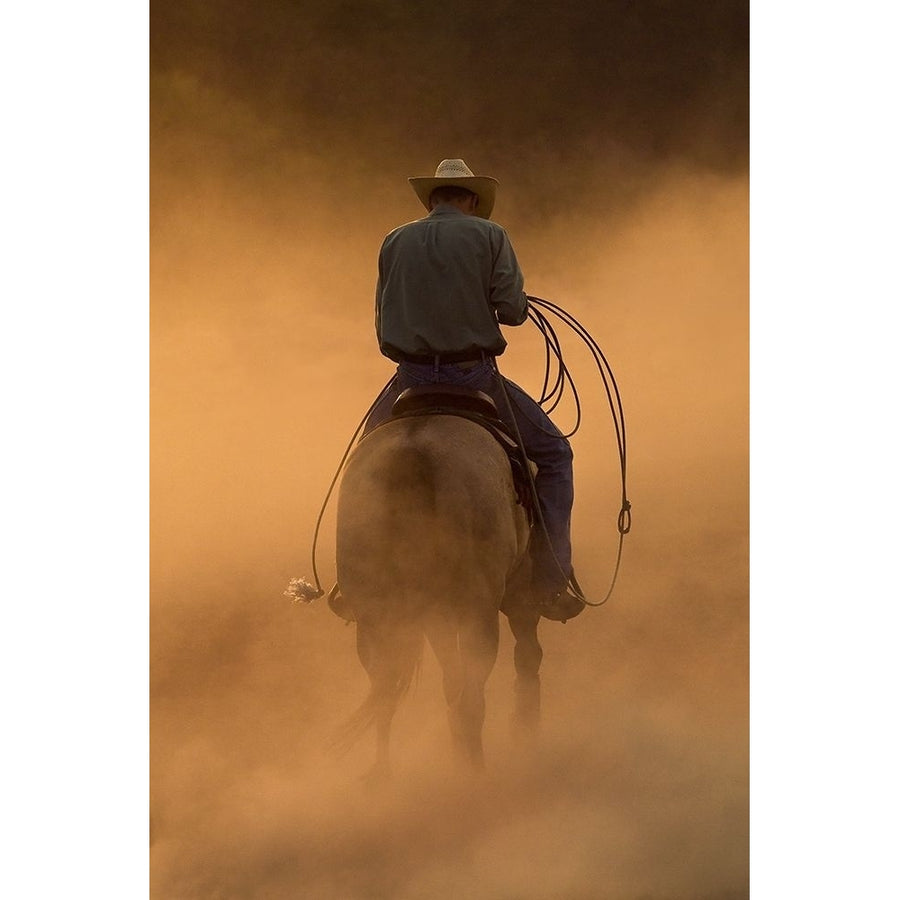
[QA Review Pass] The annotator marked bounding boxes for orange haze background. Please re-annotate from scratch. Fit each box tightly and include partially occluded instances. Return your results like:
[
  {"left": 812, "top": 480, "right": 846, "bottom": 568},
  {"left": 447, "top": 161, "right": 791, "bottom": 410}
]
[{"left": 151, "top": 2, "right": 749, "bottom": 898}]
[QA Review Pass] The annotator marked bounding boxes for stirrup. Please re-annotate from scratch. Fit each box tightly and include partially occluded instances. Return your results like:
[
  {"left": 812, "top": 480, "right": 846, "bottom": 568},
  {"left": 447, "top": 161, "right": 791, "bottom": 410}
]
[{"left": 538, "top": 588, "right": 585, "bottom": 623}]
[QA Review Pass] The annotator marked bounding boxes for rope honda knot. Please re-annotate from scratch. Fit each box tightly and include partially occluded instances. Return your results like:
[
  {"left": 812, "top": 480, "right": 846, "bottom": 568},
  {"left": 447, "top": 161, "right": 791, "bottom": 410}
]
[{"left": 618, "top": 501, "right": 632, "bottom": 535}]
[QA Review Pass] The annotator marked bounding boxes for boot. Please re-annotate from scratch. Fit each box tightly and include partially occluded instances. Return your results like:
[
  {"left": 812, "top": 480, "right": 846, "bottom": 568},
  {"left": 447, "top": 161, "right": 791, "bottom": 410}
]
[
  {"left": 538, "top": 588, "right": 585, "bottom": 623},
  {"left": 327, "top": 585, "right": 355, "bottom": 623},
  {"left": 536, "top": 570, "right": 585, "bottom": 623}
]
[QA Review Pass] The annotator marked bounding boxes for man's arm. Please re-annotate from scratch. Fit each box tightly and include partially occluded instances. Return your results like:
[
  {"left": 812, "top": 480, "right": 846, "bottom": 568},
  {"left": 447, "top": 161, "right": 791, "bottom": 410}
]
[
  {"left": 374, "top": 262, "right": 383, "bottom": 340},
  {"left": 489, "top": 228, "right": 528, "bottom": 326}
]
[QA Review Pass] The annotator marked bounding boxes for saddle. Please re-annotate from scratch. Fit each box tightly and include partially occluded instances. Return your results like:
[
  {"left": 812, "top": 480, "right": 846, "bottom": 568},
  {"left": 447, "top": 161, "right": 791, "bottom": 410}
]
[{"left": 390, "top": 384, "right": 536, "bottom": 520}]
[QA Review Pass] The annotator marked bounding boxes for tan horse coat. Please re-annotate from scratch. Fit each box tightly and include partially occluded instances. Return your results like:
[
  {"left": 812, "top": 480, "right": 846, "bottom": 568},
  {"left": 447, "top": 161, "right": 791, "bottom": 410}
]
[{"left": 335, "top": 414, "right": 541, "bottom": 776}]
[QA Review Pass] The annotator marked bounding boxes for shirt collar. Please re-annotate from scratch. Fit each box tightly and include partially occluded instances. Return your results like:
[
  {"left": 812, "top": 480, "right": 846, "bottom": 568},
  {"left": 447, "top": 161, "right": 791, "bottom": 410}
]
[{"left": 427, "top": 204, "right": 467, "bottom": 218}]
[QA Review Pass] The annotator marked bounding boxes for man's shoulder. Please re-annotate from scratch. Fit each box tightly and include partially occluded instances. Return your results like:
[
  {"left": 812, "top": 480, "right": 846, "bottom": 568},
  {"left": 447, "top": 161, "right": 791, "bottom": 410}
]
[
  {"left": 386, "top": 217, "right": 423, "bottom": 236},
  {"left": 380, "top": 218, "right": 421, "bottom": 250},
  {"left": 432, "top": 213, "right": 511, "bottom": 240},
  {"left": 381, "top": 212, "right": 509, "bottom": 248},
  {"left": 384, "top": 213, "right": 435, "bottom": 236}
]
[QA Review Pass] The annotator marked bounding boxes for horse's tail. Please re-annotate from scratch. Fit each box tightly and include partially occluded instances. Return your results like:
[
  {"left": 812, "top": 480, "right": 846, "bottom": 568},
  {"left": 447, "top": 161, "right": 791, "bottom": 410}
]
[{"left": 329, "top": 621, "right": 424, "bottom": 757}]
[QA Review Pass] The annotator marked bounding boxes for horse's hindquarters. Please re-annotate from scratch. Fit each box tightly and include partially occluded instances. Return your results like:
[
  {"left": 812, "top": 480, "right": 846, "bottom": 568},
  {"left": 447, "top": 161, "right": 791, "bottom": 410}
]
[
  {"left": 336, "top": 416, "right": 527, "bottom": 612},
  {"left": 334, "top": 414, "right": 534, "bottom": 773}
]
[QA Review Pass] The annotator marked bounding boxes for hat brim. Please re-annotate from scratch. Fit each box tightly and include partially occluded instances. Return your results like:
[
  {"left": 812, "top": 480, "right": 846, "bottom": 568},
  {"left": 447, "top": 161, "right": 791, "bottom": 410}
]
[{"left": 408, "top": 175, "right": 498, "bottom": 220}]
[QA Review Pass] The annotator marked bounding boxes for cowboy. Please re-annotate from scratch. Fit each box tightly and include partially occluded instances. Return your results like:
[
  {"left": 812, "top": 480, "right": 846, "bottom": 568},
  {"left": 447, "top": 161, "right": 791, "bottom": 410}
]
[{"left": 363, "top": 159, "right": 584, "bottom": 622}]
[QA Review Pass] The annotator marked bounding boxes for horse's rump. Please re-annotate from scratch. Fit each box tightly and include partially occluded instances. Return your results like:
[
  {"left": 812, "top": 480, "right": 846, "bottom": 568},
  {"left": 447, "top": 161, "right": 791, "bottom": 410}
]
[{"left": 336, "top": 414, "right": 528, "bottom": 614}]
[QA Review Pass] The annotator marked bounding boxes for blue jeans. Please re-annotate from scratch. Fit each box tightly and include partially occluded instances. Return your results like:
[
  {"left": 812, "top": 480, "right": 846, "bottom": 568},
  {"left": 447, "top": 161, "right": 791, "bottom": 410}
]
[{"left": 364, "top": 359, "right": 574, "bottom": 593}]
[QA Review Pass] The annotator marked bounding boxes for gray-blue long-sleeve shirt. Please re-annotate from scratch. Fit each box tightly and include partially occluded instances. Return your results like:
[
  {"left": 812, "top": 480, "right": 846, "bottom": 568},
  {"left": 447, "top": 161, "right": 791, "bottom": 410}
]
[{"left": 375, "top": 205, "right": 528, "bottom": 361}]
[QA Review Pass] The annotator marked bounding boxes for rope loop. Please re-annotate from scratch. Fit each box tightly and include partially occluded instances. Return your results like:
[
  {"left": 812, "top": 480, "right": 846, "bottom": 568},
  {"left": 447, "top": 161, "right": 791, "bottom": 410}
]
[
  {"left": 306, "top": 377, "right": 395, "bottom": 594},
  {"left": 304, "top": 295, "right": 631, "bottom": 608},
  {"left": 525, "top": 295, "right": 632, "bottom": 605}
]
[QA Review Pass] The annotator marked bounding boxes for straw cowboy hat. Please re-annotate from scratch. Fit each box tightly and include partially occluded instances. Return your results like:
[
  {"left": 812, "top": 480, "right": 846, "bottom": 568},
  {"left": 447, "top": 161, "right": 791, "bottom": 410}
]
[{"left": 409, "top": 158, "right": 499, "bottom": 220}]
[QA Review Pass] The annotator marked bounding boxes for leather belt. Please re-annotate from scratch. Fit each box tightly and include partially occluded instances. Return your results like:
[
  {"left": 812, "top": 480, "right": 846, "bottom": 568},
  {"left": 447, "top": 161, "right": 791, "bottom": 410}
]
[{"left": 397, "top": 350, "right": 491, "bottom": 367}]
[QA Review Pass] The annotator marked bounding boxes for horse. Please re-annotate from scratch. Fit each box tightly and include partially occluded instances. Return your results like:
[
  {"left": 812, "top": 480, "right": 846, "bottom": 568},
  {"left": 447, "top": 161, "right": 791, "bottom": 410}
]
[{"left": 334, "top": 410, "right": 544, "bottom": 780}]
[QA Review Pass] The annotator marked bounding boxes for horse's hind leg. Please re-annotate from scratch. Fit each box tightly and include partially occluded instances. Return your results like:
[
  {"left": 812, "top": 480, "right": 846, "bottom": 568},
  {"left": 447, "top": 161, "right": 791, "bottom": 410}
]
[
  {"left": 424, "top": 613, "right": 467, "bottom": 763},
  {"left": 425, "top": 607, "right": 499, "bottom": 770},
  {"left": 356, "top": 617, "right": 422, "bottom": 784},
  {"left": 506, "top": 604, "right": 543, "bottom": 733},
  {"left": 457, "top": 607, "right": 500, "bottom": 769}
]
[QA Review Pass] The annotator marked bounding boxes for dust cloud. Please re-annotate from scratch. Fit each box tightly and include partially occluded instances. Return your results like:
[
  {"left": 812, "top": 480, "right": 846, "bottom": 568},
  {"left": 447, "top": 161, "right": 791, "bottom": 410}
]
[{"left": 151, "top": 2, "right": 747, "bottom": 897}]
